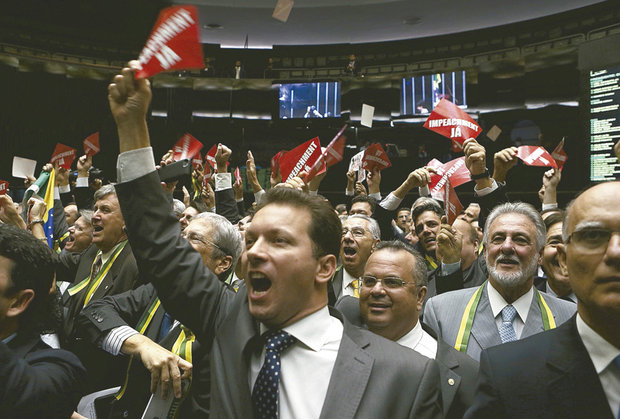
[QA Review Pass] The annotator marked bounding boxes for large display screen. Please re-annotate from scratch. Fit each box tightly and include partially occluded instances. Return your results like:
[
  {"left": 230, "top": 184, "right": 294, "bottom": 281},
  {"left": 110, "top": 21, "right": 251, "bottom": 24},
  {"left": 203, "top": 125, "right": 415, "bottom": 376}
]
[
  {"left": 278, "top": 82, "right": 341, "bottom": 119},
  {"left": 589, "top": 65, "right": 620, "bottom": 182},
  {"left": 400, "top": 71, "right": 467, "bottom": 115}
]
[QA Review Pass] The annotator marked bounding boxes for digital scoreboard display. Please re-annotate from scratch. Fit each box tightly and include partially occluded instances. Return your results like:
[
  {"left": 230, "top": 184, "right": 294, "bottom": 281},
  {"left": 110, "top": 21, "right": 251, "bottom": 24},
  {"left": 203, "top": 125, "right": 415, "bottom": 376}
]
[{"left": 589, "top": 65, "right": 620, "bottom": 182}]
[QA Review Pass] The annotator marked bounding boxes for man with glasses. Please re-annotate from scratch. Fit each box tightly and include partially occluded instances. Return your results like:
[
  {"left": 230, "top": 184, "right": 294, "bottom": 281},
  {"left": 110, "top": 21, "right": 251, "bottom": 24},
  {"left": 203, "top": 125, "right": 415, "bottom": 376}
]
[
  {"left": 466, "top": 181, "right": 620, "bottom": 418},
  {"left": 424, "top": 202, "right": 575, "bottom": 361},
  {"left": 337, "top": 240, "right": 479, "bottom": 418},
  {"left": 330, "top": 214, "right": 380, "bottom": 304}
]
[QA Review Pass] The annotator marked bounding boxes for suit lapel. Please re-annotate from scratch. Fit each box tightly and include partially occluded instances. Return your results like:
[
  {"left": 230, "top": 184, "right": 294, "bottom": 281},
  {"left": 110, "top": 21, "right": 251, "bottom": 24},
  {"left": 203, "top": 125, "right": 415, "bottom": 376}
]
[
  {"left": 470, "top": 287, "right": 502, "bottom": 351},
  {"left": 435, "top": 338, "right": 461, "bottom": 413},
  {"left": 320, "top": 317, "right": 373, "bottom": 419},
  {"left": 521, "top": 292, "right": 545, "bottom": 338},
  {"left": 88, "top": 243, "right": 131, "bottom": 302}
]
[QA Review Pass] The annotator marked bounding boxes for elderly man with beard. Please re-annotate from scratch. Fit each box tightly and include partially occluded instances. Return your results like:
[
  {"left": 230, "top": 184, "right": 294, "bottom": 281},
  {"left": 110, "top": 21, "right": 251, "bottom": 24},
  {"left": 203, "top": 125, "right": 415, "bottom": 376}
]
[{"left": 423, "top": 202, "right": 575, "bottom": 361}]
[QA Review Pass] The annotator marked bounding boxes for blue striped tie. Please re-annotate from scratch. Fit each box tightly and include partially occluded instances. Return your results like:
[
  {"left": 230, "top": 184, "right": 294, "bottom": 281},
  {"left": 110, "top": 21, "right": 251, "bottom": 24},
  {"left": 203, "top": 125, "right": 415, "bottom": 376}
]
[{"left": 499, "top": 305, "right": 517, "bottom": 343}]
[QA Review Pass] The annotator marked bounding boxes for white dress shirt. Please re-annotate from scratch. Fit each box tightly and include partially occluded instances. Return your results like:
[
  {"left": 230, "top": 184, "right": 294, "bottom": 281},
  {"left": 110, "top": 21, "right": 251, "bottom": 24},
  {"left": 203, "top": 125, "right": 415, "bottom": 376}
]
[
  {"left": 341, "top": 268, "right": 359, "bottom": 298},
  {"left": 396, "top": 321, "right": 437, "bottom": 359},
  {"left": 250, "top": 306, "right": 343, "bottom": 419},
  {"left": 576, "top": 314, "right": 620, "bottom": 418},
  {"left": 487, "top": 282, "right": 533, "bottom": 339}
]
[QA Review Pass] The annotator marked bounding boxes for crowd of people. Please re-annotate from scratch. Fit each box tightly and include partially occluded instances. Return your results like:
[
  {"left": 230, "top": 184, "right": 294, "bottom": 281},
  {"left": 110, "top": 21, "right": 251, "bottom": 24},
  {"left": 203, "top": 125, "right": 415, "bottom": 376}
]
[{"left": 1, "top": 61, "right": 619, "bottom": 419}]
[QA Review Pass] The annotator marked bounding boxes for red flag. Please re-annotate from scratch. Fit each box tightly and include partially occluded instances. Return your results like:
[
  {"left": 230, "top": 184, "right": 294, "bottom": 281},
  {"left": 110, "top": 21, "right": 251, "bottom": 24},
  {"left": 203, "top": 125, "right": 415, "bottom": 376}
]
[
  {"left": 50, "top": 143, "right": 77, "bottom": 170},
  {"left": 191, "top": 154, "right": 203, "bottom": 170},
  {"left": 202, "top": 163, "right": 212, "bottom": 186},
  {"left": 423, "top": 99, "right": 481, "bottom": 146},
  {"left": 173, "top": 133, "right": 203, "bottom": 161},
  {"left": 83, "top": 132, "right": 100, "bottom": 156},
  {"left": 361, "top": 143, "right": 392, "bottom": 172},
  {"left": 279, "top": 138, "right": 322, "bottom": 181},
  {"left": 205, "top": 144, "right": 217, "bottom": 169},
  {"left": 444, "top": 180, "right": 463, "bottom": 225},
  {"left": 516, "top": 146, "right": 558, "bottom": 169},
  {"left": 305, "top": 157, "right": 328, "bottom": 183},
  {"left": 234, "top": 167, "right": 242, "bottom": 184},
  {"left": 428, "top": 157, "right": 471, "bottom": 198},
  {"left": 270, "top": 150, "right": 287, "bottom": 175},
  {"left": 0, "top": 180, "right": 8, "bottom": 195},
  {"left": 136, "top": 6, "right": 204, "bottom": 79},
  {"left": 324, "top": 125, "right": 348, "bottom": 167},
  {"left": 551, "top": 138, "right": 568, "bottom": 171}
]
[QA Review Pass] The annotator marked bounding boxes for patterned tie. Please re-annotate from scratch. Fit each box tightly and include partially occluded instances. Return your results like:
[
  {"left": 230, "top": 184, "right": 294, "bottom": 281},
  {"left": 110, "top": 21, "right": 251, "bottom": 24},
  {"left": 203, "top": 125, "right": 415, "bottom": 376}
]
[
  {"left": 499, "top": 305, "right": 518, "bottom": 343},
  {"left": 90, "top": 253, "right": 103, "bottom": 279},
  {"left": 351, "top": 279, "right": 360, "bottom": 298},
  {"left": 252, "top": 330, "right": 297, "bottom": 419}
]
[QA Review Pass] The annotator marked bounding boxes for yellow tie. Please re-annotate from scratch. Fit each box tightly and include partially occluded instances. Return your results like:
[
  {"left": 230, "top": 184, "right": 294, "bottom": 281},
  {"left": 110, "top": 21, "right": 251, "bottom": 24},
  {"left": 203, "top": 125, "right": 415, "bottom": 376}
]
[{"left": 351, "top": 279, "right": 360, "bottom": 298}]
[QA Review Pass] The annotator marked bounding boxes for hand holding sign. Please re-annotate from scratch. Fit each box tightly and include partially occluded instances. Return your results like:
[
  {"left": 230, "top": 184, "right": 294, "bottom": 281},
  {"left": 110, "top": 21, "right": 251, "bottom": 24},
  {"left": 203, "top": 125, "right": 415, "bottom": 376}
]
[
  {"left": 436, "top": 223, "right": 462, "bottom": 264},
  {"left": 51, "top": 143, "right": 77, "bottom": 170},
  {"left": 0, "top": 180, "right": 8, "bottom": 196},
  {"left": 423, "top": 99, "right": 481, "bottom": 146},
  {"left": 215, "top": 144, "right": 232, "bottom": 173},
  {"left": 551, "top": 138, "right": 568, "bottom": 170},
  {"left": 463, "top": 139, "right": 487, "bottom": 177},
  {"left": 407, "top": 167, "right": 436, "bottom": 189},
  {"left": 492, "top": 147, "right": 518, "bottom": 183},
  {"left": 172, "top": 133, "right": 203, "bottom": 161},
  {"left": 516, "top": 146, "right": 557, "bottom": 169},
  {"left": 278, "top": 138, "right": 322, "bottom": 182},
  {"left": 83, "top": 132, "right": 100, "bottom": 156},
  {"left": 361, "top": 143, "right": 391, "bottom": 172}
]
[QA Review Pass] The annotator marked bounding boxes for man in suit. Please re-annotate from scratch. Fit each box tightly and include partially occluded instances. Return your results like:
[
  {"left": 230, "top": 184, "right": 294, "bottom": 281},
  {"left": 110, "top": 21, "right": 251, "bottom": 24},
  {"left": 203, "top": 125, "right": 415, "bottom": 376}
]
[
  {"left": 329, "top": 214, "right": 380, "bottom": 305},
  {"left": 465, "top": 181, "right": 620, "bottom": 418},
  {"left": 424, "top": 202, "right": 576, "bottom": 361},
  {"left": 337, "top": 240, "right": 479, "bottom": 418},
  {"left": 108, "top": 61, "right": 443, "bottom": 418},
  {"left": 56, "top": 183, "right": 141, "bottom": 391},
  {"left": 0, "top": 224, "right": 86, "bottom": 418}
]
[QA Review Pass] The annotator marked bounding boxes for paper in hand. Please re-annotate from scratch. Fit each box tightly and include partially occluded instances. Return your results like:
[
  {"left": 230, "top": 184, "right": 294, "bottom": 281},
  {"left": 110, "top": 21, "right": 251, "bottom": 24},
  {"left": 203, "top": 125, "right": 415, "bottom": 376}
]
[{"left": 12, "top": 157, "right": 37, "bottom": 179}]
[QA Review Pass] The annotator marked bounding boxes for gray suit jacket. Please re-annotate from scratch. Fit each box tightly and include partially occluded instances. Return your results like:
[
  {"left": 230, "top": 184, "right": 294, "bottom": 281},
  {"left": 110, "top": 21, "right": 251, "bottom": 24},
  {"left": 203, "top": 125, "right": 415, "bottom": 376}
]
[
  {"left": 116, "top": 171, "right": 443, "bottom": 419},
  {"left": 423, "top": 283, "right": 576, "bottom": 361}
]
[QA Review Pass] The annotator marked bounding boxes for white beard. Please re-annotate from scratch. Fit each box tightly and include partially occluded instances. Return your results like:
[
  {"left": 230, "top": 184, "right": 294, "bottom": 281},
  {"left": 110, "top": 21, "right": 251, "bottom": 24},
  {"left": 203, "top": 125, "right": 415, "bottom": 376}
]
[{"left": 486, "top": 253, "right": 538, "bottom": 289}]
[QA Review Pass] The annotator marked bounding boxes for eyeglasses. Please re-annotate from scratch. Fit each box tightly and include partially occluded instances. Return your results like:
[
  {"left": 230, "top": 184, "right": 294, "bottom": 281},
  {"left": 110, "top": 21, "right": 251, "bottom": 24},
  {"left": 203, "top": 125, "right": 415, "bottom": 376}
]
[
  {"left": 360, "top": 275, "right": 416, "bottom": 289},
  {"left": 565, "top": 227, "right": 620, "bottom": 254},
  {"left": 342, "top": 227, "right": 368, "bottom": 238},
  {"left": 181, "top": 231, "right": 224, "bottom": 253}
]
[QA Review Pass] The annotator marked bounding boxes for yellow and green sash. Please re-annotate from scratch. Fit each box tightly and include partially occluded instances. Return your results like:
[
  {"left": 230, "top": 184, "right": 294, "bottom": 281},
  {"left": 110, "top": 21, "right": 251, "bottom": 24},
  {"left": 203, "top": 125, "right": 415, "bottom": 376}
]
[
  {"left": 425, "top": 254, "right": 438, "bottom": 270},
  {"left": 453, "top": 281, "right": 556, "bottom": 353}
]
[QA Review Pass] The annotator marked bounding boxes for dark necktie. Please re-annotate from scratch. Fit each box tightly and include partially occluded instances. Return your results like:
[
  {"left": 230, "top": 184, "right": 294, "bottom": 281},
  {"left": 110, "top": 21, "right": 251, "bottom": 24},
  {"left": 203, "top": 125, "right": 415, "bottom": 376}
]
[
  {"left": 252, "top": 330, "right": 297, "bottom": 419},
  {"left": 158, "top": 312, "right": 173, "bottom": 342}
]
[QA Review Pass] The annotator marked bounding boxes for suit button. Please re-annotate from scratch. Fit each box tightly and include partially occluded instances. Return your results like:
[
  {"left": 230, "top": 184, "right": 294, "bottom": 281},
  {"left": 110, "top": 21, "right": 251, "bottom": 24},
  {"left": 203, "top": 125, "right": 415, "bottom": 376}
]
[{"left": 448, "top": 378, "right": 455, "bottom": 386}]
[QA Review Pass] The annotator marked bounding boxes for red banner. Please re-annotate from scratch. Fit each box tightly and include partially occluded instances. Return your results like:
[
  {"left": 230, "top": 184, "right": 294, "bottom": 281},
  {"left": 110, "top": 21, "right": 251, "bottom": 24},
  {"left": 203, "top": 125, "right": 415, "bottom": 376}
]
[
  {"left": 234, "top": 167, "right": 242, "bottom": 184},
  {"left": 271, "top": 150, "right": 287, "bottom": 175},
  {"left": 83, "top": 132, "right": 100, "bottom": 156},
  {"left": 0, "top": 180, "right": 8, "bottom": 195},
  {"left": 279, "top": 138, "right": 322, "bottom": 181},
  {"left": 428, "top": 156, "right": 471, "bottom": 199},
  {"left": 173, "top": 133, "right": 203, "bottom": 161},
  {"left": 551, "top": 138, "right": 568, "bottom": 171},
  {"left": 361, "top": 143, "right": 392, "bottom": 172},
  {"left": 444, "top": 180, "right": 463, "bottom": 225},
  {"left": 50, "top": 143, "right": 77, "bottom": 170},
  {"left": 516, "top": 146, "right": 558, "bottom": 169},
  {"left": 136, "top": 6, "right": 204, "bottom": 79},
  {"left": 324, "top": 125, "right": 347, "bottom": 167},
  {"left": 423, "top": 99, "right": 481, "bottom": 146}
]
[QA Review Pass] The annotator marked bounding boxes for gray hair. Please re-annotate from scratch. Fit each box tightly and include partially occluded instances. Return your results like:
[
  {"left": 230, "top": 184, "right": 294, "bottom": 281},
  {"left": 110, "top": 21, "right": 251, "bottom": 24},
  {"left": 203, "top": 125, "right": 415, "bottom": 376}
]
[
  {"left": 193, "top": 212, "right": 243, "bottom": 268},
  {"left": 93, "top": 184, "right": 116, "bottom": 202},
  {"left": 346, "top": 214, "right": 380, "bottom": 240},
  {"left": 78, "top": 210, "right": 93, "bottom": 225},
  {"left": 172, "top": 199, "right": 186, "bottom": 218},
  {"left": 374, "top": 240, "right": 428, "bottom": 287},
  {"left": 483, "top": 202, "right": 546, "bottom": 251}
]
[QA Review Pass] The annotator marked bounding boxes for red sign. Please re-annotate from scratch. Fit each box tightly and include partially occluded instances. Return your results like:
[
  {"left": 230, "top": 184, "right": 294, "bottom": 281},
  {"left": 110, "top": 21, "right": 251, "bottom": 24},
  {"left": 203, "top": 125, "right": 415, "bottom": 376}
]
[
  {"left": 202, "top": 162, "right": 212, "bottom": 186},
  {"left": 205, "top": 144, "right": 217, "bottom": 169},
  {"left": 551, "top": 138, "right": 568, "bottom": 171},
  {"left": 324, "top": 125, "right": 347, "bottom": 167},
  {"left": 361, "top": 143, "right": 392, "bottom": 172},
  {"left": 83, "top": 132, "right": 100, "bottom": 156},
  {"left": 444, "top": 180, "right": 463, "bottom": 225},
  {"left": 0, "top": 180, "right": 8, "bottom": 195},
  {"left": 234, "top": 167, "right": 242, "bottom": 184},
  {"left": 516, "top": 146, "right": 558, "bottom": 169},
  {"left": 50, "top": 143, "right": 77, "bottom": 170},
  {"left": 136, "top": 6, "right": 204, "bottom": 79},
  {"left": 428, "top": 157, "right": 471, "bottom": 199},
  {"left": 173, "top": 133, "right": 203, "bottom": 161},
  {"left": 423, "top": 99, "right": 481, "bottom": 146},
  {"left": 279, "top": 138, "right": 323, "bottom": 181},
  {"left": 270, "top": 150, "right": 287, "bottom": 175},
  {"left": 191, "top": 155, "right": 203, "bottom": 170}
]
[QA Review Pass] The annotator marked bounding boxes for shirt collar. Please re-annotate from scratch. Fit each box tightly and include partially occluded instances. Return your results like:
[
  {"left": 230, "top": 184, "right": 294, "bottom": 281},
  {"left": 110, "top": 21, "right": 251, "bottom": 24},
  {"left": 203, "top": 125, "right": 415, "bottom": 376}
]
[
  {"left": 487, "top": 281, "right": 533, "bottom": 323},
  {"left": 342, "top": 268, "right": 358, "bottom": 288},
  {"left": 100, "top": 240, "right": 125, "bottom": 265},
  {"left": 260, "top": 305, "right": 333, "bottom": 352},
  {"left": 396, "top": 320, "right": 422, "bottom": 349},
  {"left": 576, "top": 313, "right": 620, "bottom": 374}
]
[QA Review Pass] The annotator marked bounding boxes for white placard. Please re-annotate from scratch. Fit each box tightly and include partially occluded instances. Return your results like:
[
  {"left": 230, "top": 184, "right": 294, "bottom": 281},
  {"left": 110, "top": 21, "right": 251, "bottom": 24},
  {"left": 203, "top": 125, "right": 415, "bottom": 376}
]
[{"left": 12, "top": 157, "right": 37, "bottom": 179}]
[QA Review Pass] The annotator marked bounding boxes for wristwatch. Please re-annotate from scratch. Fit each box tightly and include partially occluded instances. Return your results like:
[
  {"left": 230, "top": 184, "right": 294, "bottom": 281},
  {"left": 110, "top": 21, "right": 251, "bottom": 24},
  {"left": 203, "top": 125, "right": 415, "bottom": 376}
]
[{"left": 470, "top": 168, "right": 490, "bottom": 180}]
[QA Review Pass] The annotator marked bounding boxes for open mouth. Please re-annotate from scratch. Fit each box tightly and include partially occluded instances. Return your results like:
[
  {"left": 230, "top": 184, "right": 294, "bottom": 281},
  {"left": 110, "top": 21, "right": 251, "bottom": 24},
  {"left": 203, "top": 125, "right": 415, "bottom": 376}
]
[
  {"left": 424, "top": 237, "right": 436, "bottom": 245},
  {"left": 93, "top": 225, "right": 103, "bottom": 233},
  {"left": 249, "top": 272, "right": 272, "bottom": 295},
  {"left": 497, "top": 257, "right": 519, "bottom": 266},
  {"left": 343, "top": 247, "right": 357, "bottom": 257}
]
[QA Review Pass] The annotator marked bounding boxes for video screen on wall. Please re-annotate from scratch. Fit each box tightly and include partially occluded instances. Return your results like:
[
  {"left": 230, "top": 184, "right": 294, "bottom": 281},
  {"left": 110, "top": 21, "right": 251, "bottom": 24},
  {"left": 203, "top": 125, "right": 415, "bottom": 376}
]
[
  {"left": 278, "top": 82, "right": 341, "bottom": 119},
  {"left": 400, "top": 71, "right": 467, "bottom": 115},
  {"left": 589, "top": 65, "right": 620, "bottom": 182}
]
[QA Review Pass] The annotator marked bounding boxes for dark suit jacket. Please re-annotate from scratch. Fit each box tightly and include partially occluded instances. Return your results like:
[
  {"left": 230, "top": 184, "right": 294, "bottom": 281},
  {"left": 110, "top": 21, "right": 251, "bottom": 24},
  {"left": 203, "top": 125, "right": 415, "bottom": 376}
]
[
  {"left": 336, "top": 296, "right": 479, "bottom": 419},
  {"left": 465, "top": 315, "right": 614, "bottom": 419},
  {"left": 215, "top": 186, "right": 241, "bottom": 224},
  {"left": 116, "top": 171, "right": 443, "bottom": 419},
  {"left": 0, "top": 333, "right": 86, "bottom": 419},
  {"left": 77, "top": 283, "right": 210, "bottom": 418}
]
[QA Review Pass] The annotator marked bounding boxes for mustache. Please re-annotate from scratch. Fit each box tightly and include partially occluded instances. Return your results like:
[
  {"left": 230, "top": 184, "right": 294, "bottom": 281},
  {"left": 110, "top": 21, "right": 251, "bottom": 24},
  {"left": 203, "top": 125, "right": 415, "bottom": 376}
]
[{"left": 495, "top": 255, "right": 520, "bottom": 265}]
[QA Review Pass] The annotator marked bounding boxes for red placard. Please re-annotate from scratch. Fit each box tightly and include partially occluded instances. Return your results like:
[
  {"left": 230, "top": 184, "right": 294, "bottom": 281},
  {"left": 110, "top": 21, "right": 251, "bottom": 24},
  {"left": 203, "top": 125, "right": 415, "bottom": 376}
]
[
  {"left": 173, "top": 133, "right": 203, "bottom": 161},
  {"left": 279, "top": 138, "right": 322, "bottom": 181},
  {"left": 0, "top": 180, "right": 8, "bottom": 195},
  {"left": 270, "top": 150, "right": 287, "bottom": 175},
  {"left": 423, "top": 99, "right": 481, "bottom": 146},
  {"left": 551, "top": 138, "right": 568, "bottom": 171},
  {"left": 50, "top": 143, "right": 77, "bottom": 170},
  {"left": 444, "top": 180, "right": 463, "bottom": 225},
  {"left": 516, "top": 146, "right": 558, "bottom": 169},
  {"left": 428, "top": 157, "right": 471, "bottom": 198},
  {"left": 361, "top": 143, "right": 392, "bottom": 172},
  {"left": 205, "top": 144, "right": 217, "bottom": 169},
  {"left": 136, "top": 6, "right": 204, "bottom": 79},
  {"left": 191, "top": 154, "right": 203, "bottom": 170},
  {"left": 234, "top": 167, "right": 242, "bottom": 184},
  {"left": 324, "top": 125, "right": 347, "bottom": 167},
  {"left": 202, "top": 162, "right": 212, "bottom": 186},
  {"left": 83, "top": 132, "right": 100, "bottom": 156}
]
